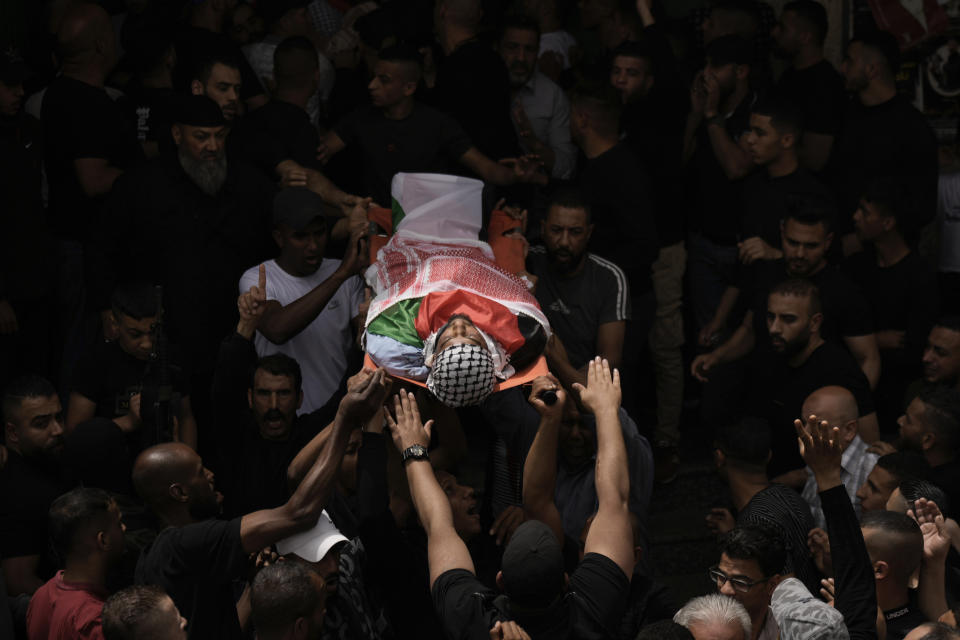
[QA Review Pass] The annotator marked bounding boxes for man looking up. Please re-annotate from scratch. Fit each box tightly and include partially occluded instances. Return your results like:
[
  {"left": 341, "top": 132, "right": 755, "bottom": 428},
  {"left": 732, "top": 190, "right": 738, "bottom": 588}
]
[
  {"left": 920, "top": 317, "right": 960, "bottom": 391},
  {"left": 798, "top": 386, "right": 878, "bottom": 527},
  {"left": 711, "top": 526, "right": 785, "bottom": 640},
  {"left": 771, "top": 0, "right": 846, "bottom": 170},
  {"left": 102, "top": 585, "right": 188, "bottom": 640},
  {"left": 498, "top": 16, "right": 576, "bottom": 180},
  {"left": 26, "top": 488, "right": 126, "bottom": 640},
  {"left": 132, "top": 369, "right": 390, "bottom": 639},
  {"left": 526, "top": 188, "right": 630, "bottom": 389},
  {"left": 855, "top": 451, "right": 930, "bottom": 513},
  {"left": 322, "top": 46, "right": 545, "bottom": 209},
  {"left": 846, "top": 180, "right": 940, "bottom": 426},
  {"left": 739, "top": 96, "right": 833, "bottom": 265},
  {"left": 0, "top": 376, "right": 69, "bottom": 596},
  {"left": 389, "top": 360, "right": 634, "bottom": 638},
  {"left": 832, "top": 30, "right": 938, "bottom": 254},
  {"left": 239, "top": 188, "right": 366, "bottom": 414}
]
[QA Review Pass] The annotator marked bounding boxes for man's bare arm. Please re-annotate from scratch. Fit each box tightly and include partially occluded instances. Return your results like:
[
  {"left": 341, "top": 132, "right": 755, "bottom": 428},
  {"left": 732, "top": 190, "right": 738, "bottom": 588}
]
[
  {"left": 843, "top": 334, "right": 881, "bottom": 390},
  {"left": 521, "top": 375, "right": 566, "bottom": 543},
  {"left": 74, "top": 158, "right": 123, "bottom": 198},
  {"left": 595, "top": 321, "right": 625, "bottom": 371},
  {"left": 2, "top": 556, "right": 43, "bottom": 596}
]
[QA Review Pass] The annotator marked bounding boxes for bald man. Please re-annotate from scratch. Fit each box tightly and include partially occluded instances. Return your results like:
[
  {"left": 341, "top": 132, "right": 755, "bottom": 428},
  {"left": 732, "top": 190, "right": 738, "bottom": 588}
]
[
  {"left": 860, "top": 511, "right": 928, "bottom": 639},
  {"left": 132, "top": 371, "right": 389, "bottom": 640},
  {"left": 799, "top": 386, "right": 879, "bottom": 527}
]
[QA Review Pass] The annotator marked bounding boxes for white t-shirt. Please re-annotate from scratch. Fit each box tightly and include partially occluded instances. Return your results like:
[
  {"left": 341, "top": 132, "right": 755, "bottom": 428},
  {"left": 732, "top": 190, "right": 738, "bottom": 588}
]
[{"left": 239, "top": 259, "right": 363, "bottom": 414}]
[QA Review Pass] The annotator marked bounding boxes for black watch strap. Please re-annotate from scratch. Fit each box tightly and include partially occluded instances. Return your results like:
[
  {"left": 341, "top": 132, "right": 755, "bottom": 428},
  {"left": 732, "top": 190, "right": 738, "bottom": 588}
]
[{"left": 401, "top": 444, "right": 429, "bottom": 464}]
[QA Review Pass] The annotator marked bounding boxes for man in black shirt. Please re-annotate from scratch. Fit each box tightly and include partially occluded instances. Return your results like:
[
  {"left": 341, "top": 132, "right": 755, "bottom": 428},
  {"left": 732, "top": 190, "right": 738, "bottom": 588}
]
[
  {"left": 831, "top": 30, "right": 938, "bottom": 253},
  {"left": 427, "top": 0, "right": 518, "bottom": 160},
  {"left": 132, "top": 368, "right": 390, "bottom": 639},
  {"left": 746, "top": 280, "right": 876, "bottom": 477},
  {"left": 921, "top": 317, "right": 960, "bottom": 392},
  {"left": 391, "top": 364, "right": 634, "bottom": 640},
  {"left": 771, "top": 1, "right": 846, "bottom": 171},
  {"left": 322, "top": 46, "right": 545, "bottom": 207},
  {"left": 526, "top": 187, "right": 630, "bottom": 389},
  {"left": 860, "top": 511, "right": 928, "bottom": 639},
  {"left": 684, "top": 35, "right": 756, "bottom": 332},
  {"left": 0, "top": 376, "right": 70, "bottom": 597},
  {"left": 739, "top": 96, "right": 833, "bottom": 265},
  {"left": 845, "top": 181, "right": 940, "bottom": 428},
  {"left": 250, "top": 561, "right": 328, "bottom": 640}
]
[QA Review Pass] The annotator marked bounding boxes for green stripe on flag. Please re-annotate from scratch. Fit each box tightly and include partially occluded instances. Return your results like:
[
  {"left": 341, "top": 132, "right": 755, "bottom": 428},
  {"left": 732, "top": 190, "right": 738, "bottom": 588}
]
[{"left": 391, "top": 197, "right": 405, "bottom": 231}]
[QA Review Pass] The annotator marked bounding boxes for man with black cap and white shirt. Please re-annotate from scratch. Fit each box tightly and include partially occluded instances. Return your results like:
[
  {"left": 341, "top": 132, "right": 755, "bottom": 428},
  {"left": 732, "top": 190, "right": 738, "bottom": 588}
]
[
  {"left": 238, "top": 187, "right": 368, "bottom": 414},
  {"left": 384, "top": 358, "right": 633, "bottom": 639}
]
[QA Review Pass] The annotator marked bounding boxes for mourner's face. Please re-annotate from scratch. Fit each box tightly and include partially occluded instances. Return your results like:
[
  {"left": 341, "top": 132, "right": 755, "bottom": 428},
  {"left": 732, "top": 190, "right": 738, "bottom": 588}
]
[
  {"left": 766, "top": 293, "right": 816, "bottom": 357},
  {"left": 197, "top": 63, "right": 242, "bottom": 121},
  {"left": 744, "top": 113, "right": 785, "bottom": 166},
  {"left": 780, "top": 219, "right": 831, "bottom": 276},
  {"left": 852, "top": 199, "right": 889, "bottom": 243},
  {"left": 435, "top": 315, "right": 487, "bottom": 353},
  {"left": 248, "top": 369, "right": 301, "bottom": 440},
  {"left": 610, "top": 55, "right": 653, "bottom": 102},
  {"left": 274, "top": 219, "right": 328, "bottom": 277},
  {"left": 499, "top": 27, "right": 539, "bottom": 87},
  {"left": 856, "top": 464, "right": 898, "bottom": 512},
  {"left": 541, "top": 205, "right": 592, "bottom": 273},
  {"left": 922, "top": 327, "right": 960, "bottom": 384},
  {"left": 112, "top": 312, "right": 156, "bottom": 361},
  {"left": 436, "top": 470, "right": 481, "bottom": 539},
  {"left": 5, "top": 395, "right": 64, "bottom": 459}
]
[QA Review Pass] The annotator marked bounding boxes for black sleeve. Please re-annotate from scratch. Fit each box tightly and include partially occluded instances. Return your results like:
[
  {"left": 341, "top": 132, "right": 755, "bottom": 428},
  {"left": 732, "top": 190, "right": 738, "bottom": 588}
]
[
  {"left": 431, "top": 569, "right": 501, "bottom": 640},
  {"left": 901, "top": 262, "right": 940, "bottom": 367},
  {"left": 568, "top": 553, "right": 632, "bottom": 639},
  {"left": 510, "top": 314, "right": 547, "bottom": 372},
  {"left": 838, "top": 281, "right": 874, "bottom": 338},
  {"left": 355, "top": 432, "right": 389, "bottom": 522},
  {"left": 169, "top": 518, "right": 250, "bottom": 582},
  {"left": 85, "top": 175, "right": 133, "bottom": 312},
  {"left": 211, "top": 333, "right": 257, "bottom": 455},
  {"left": 71, "top": 343, "right": 106, "bottom": 403},
  {"left": 820, "top": 486, "right": 878, "bottom": 640},
  {"left": 480, "top": 388, "right": 540, "bottom": 462}
]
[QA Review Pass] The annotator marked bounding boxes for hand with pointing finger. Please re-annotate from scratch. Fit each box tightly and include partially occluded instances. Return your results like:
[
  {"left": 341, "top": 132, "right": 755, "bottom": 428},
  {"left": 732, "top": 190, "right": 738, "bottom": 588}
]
[{"left": 238, "top": 263, "right": 268, "bottom": 339}]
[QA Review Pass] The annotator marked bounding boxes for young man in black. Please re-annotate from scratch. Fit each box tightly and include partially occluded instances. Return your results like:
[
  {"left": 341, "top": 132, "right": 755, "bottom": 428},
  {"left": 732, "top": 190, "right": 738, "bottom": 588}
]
[
  {"left": 67, "top": 283, "right": 197, "bottom": 451},
  {"left": 920, "top": 317, "right": 960, "bottom": 392},
  {"left": 844, "top": 181, "right": 940, "bottom": 428},
  {"left": 771, "top": 0, "right": 846, "bottom": 171},
  {"left": 831, "top": 30, "right": 938, "bottom": 254},
  {"left": 739, "top": 96, "right": 833, "bottom": 265},
  {"left": 321, "top": 46, "right": 544, "bottom": 208},
  {"left": 390, "top": 362, "right": 634, "bottom": 639},
  {"left": 132, "top": 369, "right": 390, "bottom": 639},
  {"left": 526, "top": 188, "right": 630, "bottom": 389},
  {"left": 0, "top": 376, "right": 70, "bottom": 597}
]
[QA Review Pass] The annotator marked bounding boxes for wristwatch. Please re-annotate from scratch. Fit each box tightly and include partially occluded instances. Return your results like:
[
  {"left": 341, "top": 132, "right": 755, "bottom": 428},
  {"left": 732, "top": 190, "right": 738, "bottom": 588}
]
[{"left": 401, "top": 444, "right": 430, "bottom": 464}]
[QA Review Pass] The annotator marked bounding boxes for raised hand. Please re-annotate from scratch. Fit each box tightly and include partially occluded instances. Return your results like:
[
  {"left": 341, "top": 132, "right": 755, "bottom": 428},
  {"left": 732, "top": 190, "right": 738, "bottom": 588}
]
[
  {"left": 489, "top": 505, "right": 526, "bottom": 546},
  {"left": 702, "top": 70, "right": 721, "bottom": 118},
  {"left": 794, "top": 414, "right": 843, "bottom": 491},
  {"left": 338, "top": 222, "right": 370, "bottom": 277},
  {"left": 738, "top": 237, "right": 780, "bottom": 265},
  {"left": 527, "top": 374, "right": 565, "bottom": 421},
  {"left": 705, "top": 507, "right": 735, "bottom": 534},
  {"left": 908, "top": 498, "right": 951, "bottom": 564},
  {"left": 807, "top": 527, "right": 833, "bottom": 576},
  {"left": 819, "top": 577, "right": 835, "bottom": 606},
  {"left": 489, "top": 620, "right": 531, "bottom": 640},
  {"left": 384, "top": 391, "right": 434, "bottom": 452},
  {"left": 337, "top": 368, "right": 390, "bottom": 424},
  {"left": 572, "top": 357, "right": 621, "bottom": 415}
]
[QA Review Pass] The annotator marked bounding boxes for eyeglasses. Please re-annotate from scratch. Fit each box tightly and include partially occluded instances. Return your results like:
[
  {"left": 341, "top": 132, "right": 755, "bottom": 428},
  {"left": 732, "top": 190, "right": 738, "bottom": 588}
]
[{"left": 708, "top": 566, "right": 769, "bottom": 593}]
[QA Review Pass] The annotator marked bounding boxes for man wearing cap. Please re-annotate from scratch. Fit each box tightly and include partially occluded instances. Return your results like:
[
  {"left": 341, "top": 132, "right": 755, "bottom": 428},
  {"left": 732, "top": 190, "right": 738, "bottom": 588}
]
[
  {"left": 132, "top": 368, "right": 390, "bottom": 639},
  {"left": 238, "top": 187, "right": 367, "bottom": 414},
  {"left": 88, "top": 94, "right": 275, "bottom": 432},
  {"left": 385, "top": 359, "right": 634, "bottom": 639}
]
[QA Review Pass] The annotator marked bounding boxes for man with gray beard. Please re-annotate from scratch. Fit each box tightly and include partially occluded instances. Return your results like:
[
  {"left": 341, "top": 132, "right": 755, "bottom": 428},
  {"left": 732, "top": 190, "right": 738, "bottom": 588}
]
[{"left": 87, "top": 95, "right": 276, "bottom": 443}]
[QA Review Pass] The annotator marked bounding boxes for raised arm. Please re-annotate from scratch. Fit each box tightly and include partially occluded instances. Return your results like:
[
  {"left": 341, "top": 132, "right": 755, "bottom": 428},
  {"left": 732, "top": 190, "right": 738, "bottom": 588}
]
[
  {"left": 520, "top": 375, "right": 566, "bottom": 544},
  {"left": 575, "top": 358, "right": 634, "bottom": 579},
  {"left": 385, "top": 391, "right": 475, "bottom": 589},
  {"left": 909, "top": 498, "right": 952, "bottom": 623},
  {"left": 239, "top": 369, "right": 389, "bottom": 553},
  {"left": 459, "top": 148, "right": 548, "bottom": 187}
]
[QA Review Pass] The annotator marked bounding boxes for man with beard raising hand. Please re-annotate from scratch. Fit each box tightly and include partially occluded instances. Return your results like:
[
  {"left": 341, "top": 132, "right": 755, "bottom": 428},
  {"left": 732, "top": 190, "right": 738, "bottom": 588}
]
[{"left": 132, "top": 367, "right": 391, "bottom": 639}]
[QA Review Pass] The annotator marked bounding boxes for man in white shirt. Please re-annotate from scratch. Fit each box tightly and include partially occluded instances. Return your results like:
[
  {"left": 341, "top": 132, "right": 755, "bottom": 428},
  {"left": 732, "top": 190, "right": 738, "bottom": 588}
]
[
  {"left": 239, "top": 187, "right": 366, "bottom": 413},
  {"left": 799, "top": 386, "right": 879, "bottom": 528}
]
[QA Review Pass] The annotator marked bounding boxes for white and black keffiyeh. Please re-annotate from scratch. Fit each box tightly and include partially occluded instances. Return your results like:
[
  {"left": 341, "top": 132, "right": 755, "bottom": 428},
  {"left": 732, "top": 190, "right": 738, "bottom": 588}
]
[{"left": 426, "top": 344, "right": 495, "bottom": 407}]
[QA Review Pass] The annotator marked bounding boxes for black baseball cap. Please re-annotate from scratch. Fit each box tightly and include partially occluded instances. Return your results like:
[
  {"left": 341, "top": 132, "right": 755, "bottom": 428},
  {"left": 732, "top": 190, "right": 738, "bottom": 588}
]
[
  {"left": 500, "top": 521, "right": 565, "bottom": 609},
  {"left": 273, "top": 187, "right": 327, "bottom": 230},
  {"left": 0, "top": 47, "right": 31, "bottom": 85}
]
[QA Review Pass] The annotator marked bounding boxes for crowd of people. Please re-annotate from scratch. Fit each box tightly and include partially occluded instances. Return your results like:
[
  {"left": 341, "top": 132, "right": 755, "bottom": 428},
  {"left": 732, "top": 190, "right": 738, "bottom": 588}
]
[{"left": 1, "top": 0, "right": 960, "bottom": 638}]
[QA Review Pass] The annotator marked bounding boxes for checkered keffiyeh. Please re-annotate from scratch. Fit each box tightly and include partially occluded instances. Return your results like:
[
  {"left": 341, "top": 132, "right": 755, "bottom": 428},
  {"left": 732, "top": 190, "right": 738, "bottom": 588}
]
[{"left": 426, "top": 344, "right": 495, "bottom": 407}]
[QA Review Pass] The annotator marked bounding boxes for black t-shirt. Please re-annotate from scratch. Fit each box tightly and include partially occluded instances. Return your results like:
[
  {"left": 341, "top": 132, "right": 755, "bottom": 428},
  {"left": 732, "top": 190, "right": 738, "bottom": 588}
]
[
  {"left": 578, "top": 142, "right": 659, "bottom": 296},
  {"left": 427, "top": 39, "right": 518, "bottom": 160},
  {"left": 748, "top": 341, "right": 876, "bottom": 476},
  {"left": 884, "top": 601, "right": 928, "bottom": 640},
  {"left": 135, "top": 518, "right": 249, "bottom": 640},
  {"left": 828, "top": 95, "right": 938, "bottom": 235},
  {"left": 173, "top": 26, "right": 264, "bottom": 101},
  {"left": 0, "top": 450, "right": 68, "bottom": 568},
  {"left": 333, "top": 103, "right": 472, "bottom": 206},
  {"left": 741, "top": 168, "right": 834, "bottom": 248},
  {"left": 687, "top": 92, "right": 756, "bottom": 244},
  {"left": 527, "top": 247, "right": 631, "bottom": 369},
  {"left": 230, "top": 99, "right": 319, "bottom": 173},
  {"left": 738, "top": 484, "right": 820, "bottom": 595},
  {"left": 125, "top": 85, "right": 176, "bottom": 155},
  {"left": 431, "top": 553, "right": 630, "bottom": 640},
  {"left": 929, "top": 460, "right": 960, "bottom": 520},
  {"left": 41, "top": 76, "right": 143, "bottom": 240},
  {"left": 775, "top": 60, "right": 847, "bottom": 136},
  {"left": 742, "top": 261, "right": 874, "bottom": 345}
]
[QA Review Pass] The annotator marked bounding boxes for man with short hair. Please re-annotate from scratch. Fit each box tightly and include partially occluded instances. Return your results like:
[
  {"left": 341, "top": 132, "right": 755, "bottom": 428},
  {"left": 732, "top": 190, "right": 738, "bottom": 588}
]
[
  {"left": 920, "top": 317, "right": 960, "bottom": 391},
  {"left": 0, "top": 375, "right": 69, "bottom": 596},
  {"left": 904, "top": 623, "right": 960, "bottom": 640},
  {"left": 856, "top": 451, "right": 931, "bottom": 513},
  {"left": 250, "top": 561, "right": 327, "bottom": 640},
  {"left": 526, "top": 188, "right": 630, "bottom": 387},
  {"left": 132, "top": 368, "right": 389, "bottom": 639},
  {"left": 831, "top": 30, "right": 938, "bottom": 253},
  {"left": 845, "top": 180, "right": 940, "bottom": 426},
  {"left": 739, "top": 96, "right": 834, "bottom": 265},
  {"left": 700, "top": 0, "right": 761, "bottom": 44},
  {"left": 190, "top": 50, "right": 245, "bottom": 123},
  {"left": 674, "top": 594, "right": 751, "bottom": 640},
  {"left": 102, "top": 585, "right": 188, "bottom": 640},
  {"left": 771, "top": 0, "right": 846, "bottom": 171},
  {"left": 26, "top": 488, "right": 126, "bottom": 640},
  {"left": 798, "top": 386, "right": 878, "bottom": 527},
  {"left": 860, "top": 510, "right": 929, "bottom": 638},
  {"left": 711, "top": 526, "right": 785, "bottom": 639},
  {"left": 498, "top": 16, "right": 576, "bottom": 179},
  {"left": 239, "top": 187, "right": 366, "bottom": 414},
  {"left": 321, "top": 46, "right": 545, "bottom": 209}
]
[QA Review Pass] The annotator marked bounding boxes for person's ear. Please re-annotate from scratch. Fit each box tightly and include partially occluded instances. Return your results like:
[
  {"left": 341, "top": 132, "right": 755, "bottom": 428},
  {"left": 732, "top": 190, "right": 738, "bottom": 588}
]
[
  {"left": 841, "top": 420, "right": 857, "bottom": 444},
  {"left": 735, "top": 63, "right": 750, "bottom": 81},
  {"left": 809, "top": 311, "right": 824, "bottom": 335},
  {"left": 273, "top": 228, "right": 284, "bottom": 249},
  {"left": 644, "top": 75, "right": 655, "bottom": 93},
  {"left": 495, "top": 570, "right": 505, "bottom": 592},
  {"left": 823, "top": 231, "right": 834, "bottom": 251},
  {"left": 585, "top": 223, "right": 594, "bottom": 242},
  {"left": 921, "top": 430, "right": 936, "bottom": 451},
  {"left": 4, "top": 423, "right": 18, "bottom": 449},
  {"left": 169, "top": 482, "right": 189, "bottom": 503},
  {"left": 190, "top": 79, "right": 204, "bottom": 96},
  {"left": 293, "top": 616, "right": 308, "bottom": 640},
  {"left": 297, "top": 390, "right": 304, "bottom": 410},
  {"left": 713, "top": 448, "right": 725, "bottom": 468},
  {"left": 247, "top": 388, "right": 254, "bottom": 410},
  {"left": 171, "top": 123, "right": 183, "bottom": 145},
  {"left": 874, "top": 560, "right": 889, "bottom": 580},
  {"left": 403, "top": 81, "right": 417, "bottom": 97},
  {"left": 781, "top": 131, "right": 796, "bottom": 150},
  {"left": 634, "top": 545, "right": 642, "bottom": 565}
]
